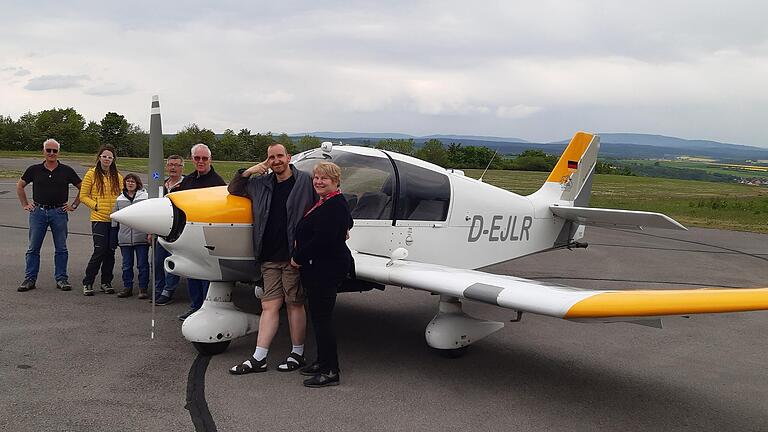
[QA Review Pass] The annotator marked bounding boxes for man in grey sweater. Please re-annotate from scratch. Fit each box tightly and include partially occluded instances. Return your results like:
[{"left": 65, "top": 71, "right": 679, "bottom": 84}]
[{"left": 227, "top": 143, "right": 317, "bottom": 374}]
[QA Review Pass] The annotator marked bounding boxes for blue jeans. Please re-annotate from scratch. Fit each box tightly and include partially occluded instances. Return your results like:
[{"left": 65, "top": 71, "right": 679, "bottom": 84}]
[
  {"left": 120, "top": 245, "right": 149, "bottom": 289},
  {"left": 188, "top": 279, "right": 210, "bottom": 310},
  {"left": 25, "top": 206, "right": 69, "bottom": 282},
  {"left": 154, "top": 244, "right": 180, "bottom": 297}
]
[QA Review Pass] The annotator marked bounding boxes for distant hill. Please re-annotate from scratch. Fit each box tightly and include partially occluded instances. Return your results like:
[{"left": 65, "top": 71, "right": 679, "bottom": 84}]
[
  {"left": 291, "top": 132, "right": 767, "bottom": 161},
  {"left": 292, "top": 132, "right": 529, "bottom": 143},
  {"left": 547, "top": 133, "right": 768, "bottom": 161}
]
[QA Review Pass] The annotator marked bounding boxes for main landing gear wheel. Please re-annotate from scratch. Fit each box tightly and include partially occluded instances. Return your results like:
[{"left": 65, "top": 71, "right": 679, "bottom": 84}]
[
  {"left": 436, "top": 346, "right": 468, "bottom": 359},
  {"left": 193, "top": 341, "right": 231, "bottom": 356}
]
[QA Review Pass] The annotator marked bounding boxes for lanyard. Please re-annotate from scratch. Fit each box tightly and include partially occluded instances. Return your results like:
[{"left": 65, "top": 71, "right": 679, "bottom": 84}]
[{"left": 304, "top": 189, "right": 341, "bottom": 217}]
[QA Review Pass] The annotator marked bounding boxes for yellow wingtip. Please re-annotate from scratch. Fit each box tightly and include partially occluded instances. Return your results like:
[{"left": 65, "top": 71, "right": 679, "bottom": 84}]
[{"left": 565, "top": 288, "right": 768, "bottom": 318}]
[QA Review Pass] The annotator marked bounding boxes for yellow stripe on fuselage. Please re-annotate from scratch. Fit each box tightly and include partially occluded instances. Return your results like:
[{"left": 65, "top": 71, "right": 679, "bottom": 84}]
[
  {"left": 565, "top": 288, "right": 768, "bottom": 318},
  {"left": 167, "top": 186, "right": 253, "bottom": 224},
  {"left": 546, "top": 131, "right": 595, "bottom": 183}
]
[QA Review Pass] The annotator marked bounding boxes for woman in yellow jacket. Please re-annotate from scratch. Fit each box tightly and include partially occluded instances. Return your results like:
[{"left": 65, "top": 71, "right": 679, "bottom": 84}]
[{"left": 79, "top": 145, "right": 123, "bottom": 296}]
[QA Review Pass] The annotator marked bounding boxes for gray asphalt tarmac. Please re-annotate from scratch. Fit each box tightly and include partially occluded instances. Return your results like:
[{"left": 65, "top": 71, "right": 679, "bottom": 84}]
[{"left": 1, "top": 157, "right": 767, "bottom": 432}]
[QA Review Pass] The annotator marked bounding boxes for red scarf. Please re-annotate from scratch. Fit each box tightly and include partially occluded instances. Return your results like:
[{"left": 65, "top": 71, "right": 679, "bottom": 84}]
[{"left": 304, "top": 189, "right": 341, "bottom": 217}]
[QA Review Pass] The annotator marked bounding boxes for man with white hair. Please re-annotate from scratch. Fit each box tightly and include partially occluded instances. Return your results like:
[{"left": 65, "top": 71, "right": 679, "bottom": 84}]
[
  {"left": 175, "top": 143, "right": 226, "bottom": 320},
  {"left": 16, "top": 138, "right": 82, "bottom": 292}
]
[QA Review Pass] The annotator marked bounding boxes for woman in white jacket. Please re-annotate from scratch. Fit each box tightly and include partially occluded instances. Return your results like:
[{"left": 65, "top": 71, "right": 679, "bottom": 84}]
[{"left": 111, "top": 174, "right": 150, "bottom": 298}]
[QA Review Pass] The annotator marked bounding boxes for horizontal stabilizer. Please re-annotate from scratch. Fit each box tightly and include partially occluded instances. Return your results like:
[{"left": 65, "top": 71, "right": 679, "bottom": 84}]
[{"left": 550, "top": 205, "right": 687, "bottom": 231}]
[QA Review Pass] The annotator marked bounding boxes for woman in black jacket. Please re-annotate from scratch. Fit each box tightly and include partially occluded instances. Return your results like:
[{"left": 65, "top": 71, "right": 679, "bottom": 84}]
[{"left": 291, "top": 161, "right": 353, "bottom": 388}]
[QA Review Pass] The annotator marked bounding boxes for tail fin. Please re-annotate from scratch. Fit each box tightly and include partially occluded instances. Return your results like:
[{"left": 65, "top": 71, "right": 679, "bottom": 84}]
[
  {"left": 528, "top": 131, "right": 600, "bottom": 206},
  {"left": 528, "top": 132, "right": 686, "bottom": 235}
]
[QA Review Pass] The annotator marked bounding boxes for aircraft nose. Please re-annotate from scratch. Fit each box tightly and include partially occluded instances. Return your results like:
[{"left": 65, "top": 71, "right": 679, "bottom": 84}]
[{"left": 111, "top": 197, "right": 174, "bottom": 237}]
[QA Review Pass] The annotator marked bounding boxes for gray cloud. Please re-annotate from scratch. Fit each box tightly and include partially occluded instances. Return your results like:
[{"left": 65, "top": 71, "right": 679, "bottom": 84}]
[
  {"left": 1, "top": 1, "right": 766, "bottom": 146},
  {"left": 25, "top": 74, "right": 89, "bottom": 91},
  {"left": 84, "top": 82, "right": 134, "bottom": 96}
]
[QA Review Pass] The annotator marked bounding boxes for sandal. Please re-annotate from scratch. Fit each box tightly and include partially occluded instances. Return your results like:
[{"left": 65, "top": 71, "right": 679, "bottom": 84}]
[
  {"left": 229, "top": 357, "right": 267, "bottom": 375},
  {"left": 277, "top": 352, "right": 306, "bottom": 372}
]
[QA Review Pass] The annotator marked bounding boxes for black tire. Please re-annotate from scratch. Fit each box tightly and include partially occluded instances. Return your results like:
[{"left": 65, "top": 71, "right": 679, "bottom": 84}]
[
  {"left": 193, "top": 340, "right": 231, "bottom": 356},
  {"left": 436, "top": 346, "right": 468, "bottom": 359}
]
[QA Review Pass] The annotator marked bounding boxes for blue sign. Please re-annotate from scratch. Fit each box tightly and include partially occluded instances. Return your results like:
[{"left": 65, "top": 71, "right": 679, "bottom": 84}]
[{"left": 152, "top": 171, "right": 161, "bottom": 180}]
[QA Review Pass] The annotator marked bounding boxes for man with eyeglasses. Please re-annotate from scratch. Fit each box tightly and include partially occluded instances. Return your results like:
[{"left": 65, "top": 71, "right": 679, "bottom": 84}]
[
  {"left": 152, "top": 155, "right": 185, "bottom": 305},
  {"left": 176, "top": 144, "right": 226, "bottom": 320},
  {"left": 16, "top": 138, "right": 82, "bottom": 292}
]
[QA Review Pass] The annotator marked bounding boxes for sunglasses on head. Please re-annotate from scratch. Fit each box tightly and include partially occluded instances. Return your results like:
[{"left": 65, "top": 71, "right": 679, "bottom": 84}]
[
  {"left": 45, "top": 148, "right": 59, "bottom": 153},
  {"left": 193, "top": 156, "right": 210, "bottom": 161}
]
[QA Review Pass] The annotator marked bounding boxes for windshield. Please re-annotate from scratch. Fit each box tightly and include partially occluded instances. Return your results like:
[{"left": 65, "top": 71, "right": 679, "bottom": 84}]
[
  {"left": 294, "top": 147, "right": 450, "bottom": 221},
  {"left": 294, "top": 149, "right": 395, "bottom": 220}
]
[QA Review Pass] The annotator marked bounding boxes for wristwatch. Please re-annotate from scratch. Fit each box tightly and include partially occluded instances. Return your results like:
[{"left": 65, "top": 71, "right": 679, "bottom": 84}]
[{"left": 72, "top": 203, "right": 78, "bottom": 209}]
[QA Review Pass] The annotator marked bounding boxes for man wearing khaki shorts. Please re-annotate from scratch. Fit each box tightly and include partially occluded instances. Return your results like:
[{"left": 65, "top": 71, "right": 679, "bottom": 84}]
[{"left": 227, "top": 143, "right": 316, "bottom": 374}]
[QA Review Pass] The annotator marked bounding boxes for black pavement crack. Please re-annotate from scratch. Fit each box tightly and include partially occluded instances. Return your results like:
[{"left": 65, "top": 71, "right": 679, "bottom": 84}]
[{"left": 186, "top": 354, "right": 217, "bottom": 432}]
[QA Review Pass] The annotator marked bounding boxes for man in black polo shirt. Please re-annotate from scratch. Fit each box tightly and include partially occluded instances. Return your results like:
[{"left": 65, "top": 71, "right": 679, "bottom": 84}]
[{"left": 16, "top": 139, "right": 82, "bottom": 292}]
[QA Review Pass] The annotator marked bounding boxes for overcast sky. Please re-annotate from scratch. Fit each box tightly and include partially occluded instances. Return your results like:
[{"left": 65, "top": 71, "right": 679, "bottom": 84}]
[{"left": 1, "top": 1, "right": 767, "bottom": 147}]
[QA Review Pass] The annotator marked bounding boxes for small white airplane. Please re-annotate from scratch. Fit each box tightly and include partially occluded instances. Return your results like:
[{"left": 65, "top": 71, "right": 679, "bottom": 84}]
[{"left": 112, "top": 132, "right": 768, "bottom": 356}]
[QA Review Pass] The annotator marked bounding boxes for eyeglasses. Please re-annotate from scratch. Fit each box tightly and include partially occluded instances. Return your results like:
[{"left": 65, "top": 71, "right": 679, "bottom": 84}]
[
  {"left": 167, "top": 163, "right": 183, "bottom": 167},
  {"left": 45, "top": 148, "right": 59, "bottom": 153},
  {"left": 193, "top": 156, "right": 210, "bottom": 161}
]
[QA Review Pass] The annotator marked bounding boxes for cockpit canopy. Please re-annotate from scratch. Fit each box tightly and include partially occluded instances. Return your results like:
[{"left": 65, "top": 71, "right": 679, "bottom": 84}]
[{"left": 294, "top": 146, "right": 451, "bottom": 222}]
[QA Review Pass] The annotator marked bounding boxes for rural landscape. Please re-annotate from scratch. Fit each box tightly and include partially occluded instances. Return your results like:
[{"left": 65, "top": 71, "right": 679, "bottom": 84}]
[{"left": 2, "top": 107, "right": 766, "bottom": 233}]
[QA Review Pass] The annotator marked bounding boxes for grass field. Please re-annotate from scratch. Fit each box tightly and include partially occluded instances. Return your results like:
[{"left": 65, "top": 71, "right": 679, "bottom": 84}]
[
  {"left": 464, "top": 169, "right": 768, "bottom": 233},
  {"left": 2, "top": 151, "right": 765, "bottom": 233},
  {"left": 0, "top": 151, "right": 252, "bottom": 181},
  {"left": 621, "top": 159, "right": 768, "bottom": 179}
]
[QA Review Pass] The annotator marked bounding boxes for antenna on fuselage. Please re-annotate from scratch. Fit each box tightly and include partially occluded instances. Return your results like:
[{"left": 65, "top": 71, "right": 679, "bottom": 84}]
[{"left": 478, "top": 149, "right": 498, "bottom": 183}]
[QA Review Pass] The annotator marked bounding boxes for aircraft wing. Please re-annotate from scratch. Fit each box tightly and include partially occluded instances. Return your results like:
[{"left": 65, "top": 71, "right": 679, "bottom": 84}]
[
  {"left": 550, "top": 205, "right": 687, "bottom": 230},
  {"left": 353, "top": 252, "right": 768, "bottom": 320}
]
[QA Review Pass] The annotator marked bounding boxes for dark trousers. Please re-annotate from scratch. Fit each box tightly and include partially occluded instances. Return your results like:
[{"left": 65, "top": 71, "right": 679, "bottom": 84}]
[
  {"left": 303, "top": 269, "right": 346, "bottom": 373},
  {"left": 154, "top": 244, "right": 180, "bottom": 297},
  {"left": 83, "top": 221, "right": 115, "bottom": 286},
  {"left": 188, "top": 279, "right": 210, "bottom": 310}
]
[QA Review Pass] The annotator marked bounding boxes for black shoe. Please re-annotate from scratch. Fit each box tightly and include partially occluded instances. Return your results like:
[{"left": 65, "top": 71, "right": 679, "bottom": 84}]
[
  {"left": 101, "top": 283, "right": 115, "bottom": 294},
  {"left": 229, "top": 357, "right": 267, "bottom": 375},
  {"left": 303, "top": 371, "right": 340, "bottom": 388},
  {"left": 155, "top": 295, "right": 173, "bottom": 305},
  {"left": 299, "top": 361, "right": 322, "bottom": 376},
  {"left": 18, "top": 279, "right": 36, "bottom": 292},
  {"left": 56, "top": 279, "right": 72, "bottom": 291},
  {"left": 117, "top": 288, "right": 133, "bottom": 298},
  {"left": 178, "top": 309, "right": 197, "bottom": 321}
]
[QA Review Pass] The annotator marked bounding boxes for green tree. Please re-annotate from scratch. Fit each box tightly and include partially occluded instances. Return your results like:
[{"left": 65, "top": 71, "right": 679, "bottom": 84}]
[
  {"left": 415, "top": 139, "right": 448, "bottom": 167},
  {"left": 296, "top": 135, "right": 321, "bottom": 153},
  {"left": 253, "top": 132, "right": 275, "bottom": 161},
  {"left": 100, "top": 112, "right": 130, "bottom": 156},
  {"left": 375, "top": 138, "right": 415, "bottom": 155},
  {"left": 510, "top": 149, "right": 558, "bottom": 172},
  {"left": 35, "top": 108, "right": 85, "bottom": 151},
  {"left": 75, "top": 121, "right": 102, "bottom": 154},
  {"left": 275, "top": 133, "right": 296, "bottom": 154},
  {"left": 217, "top": 129, "right": 240, "bottom": 161},
  {"left": 0, "top": 115, "right": 20, "bottom": 150},
  {"left": 235, "top": 129, "right": 255, "bottom": 161},
  {"left": 446, "top": 143, "right": 500, "bottom": 169},
  {"left": 126, "top": 123, "right": 148, "bottom": 157},
  {"left": 166, "top": 124, "right": 218, "bottom": 159},
  {"left": 16, "top": 112, "right": 41, "bottom": 150}
]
